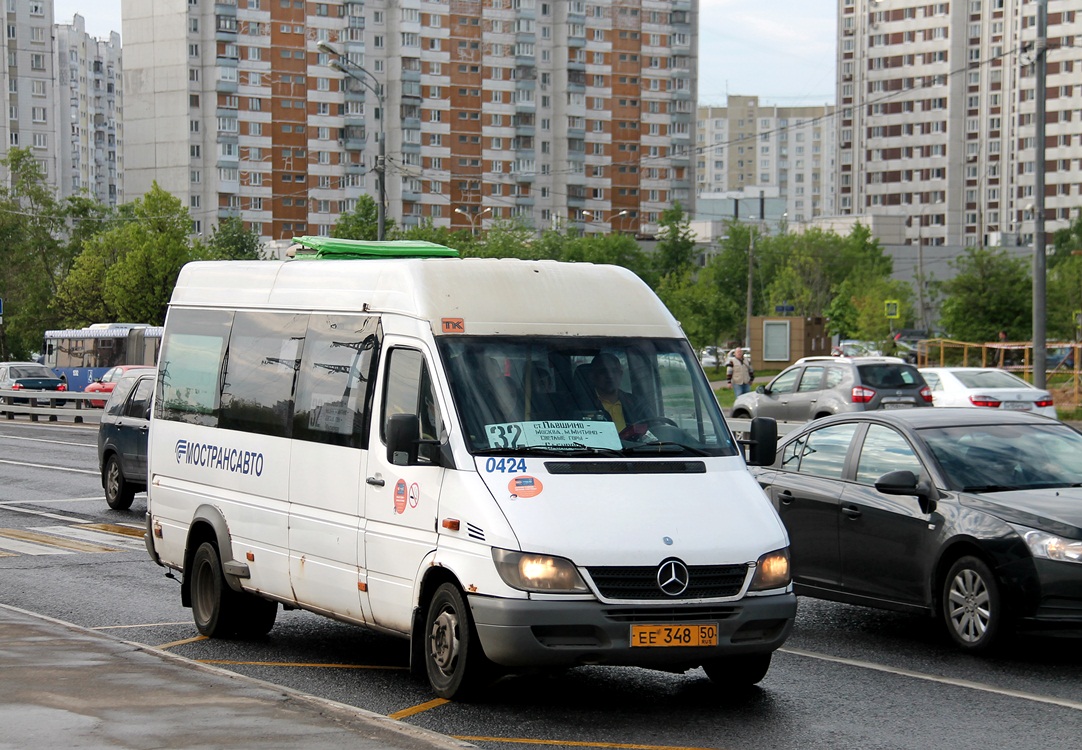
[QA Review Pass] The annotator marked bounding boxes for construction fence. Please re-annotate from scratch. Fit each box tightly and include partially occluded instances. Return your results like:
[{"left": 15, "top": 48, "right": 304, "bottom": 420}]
[{"left": 915, "top": 339, "right": 1082, "bottom": 408}]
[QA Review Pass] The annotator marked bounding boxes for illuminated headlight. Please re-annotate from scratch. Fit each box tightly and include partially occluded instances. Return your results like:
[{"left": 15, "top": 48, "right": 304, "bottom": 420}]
[
  {"left": 1022, "top": 530, "right": 1082, "bottom": 565},
  {"left": 749, "top": 548, "right": 791, "bottom": 591},
  {"left": 492, "top": 549, "right": 589, "bottom": 592}
]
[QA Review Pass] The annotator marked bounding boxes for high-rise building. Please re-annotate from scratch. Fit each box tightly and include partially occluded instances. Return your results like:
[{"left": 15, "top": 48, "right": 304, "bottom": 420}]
[
  {"left": 56, "top": 15, "right": 124, "bottom": 207},
  {"left": 836, "top": 0, "right": 1082, "bottom": 249},
  {"left": 122, "top": 0, "right": 697, "bottom": 242},
  {"left": 697, "top": 97, "right": 836, "bottom": 223},
  {"left": 2, "top": 0, "right": 59, "bottom": 186}
]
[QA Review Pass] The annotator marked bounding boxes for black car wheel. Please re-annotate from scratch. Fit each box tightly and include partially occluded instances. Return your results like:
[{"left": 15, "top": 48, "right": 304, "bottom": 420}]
[
  {"left": 424, "top": 582, "right": 495, "bottom": 700},
  {"left": 103, "top": 455, "right": 135, "bottom": 510},
  {"left": 941, "top": 556, "right": 1003, "bottom": 652}
]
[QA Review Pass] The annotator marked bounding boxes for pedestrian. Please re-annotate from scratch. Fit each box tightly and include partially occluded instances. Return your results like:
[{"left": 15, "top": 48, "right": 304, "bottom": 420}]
[{"left": 726, "top": 347, "right": 754, "bottom": 397}]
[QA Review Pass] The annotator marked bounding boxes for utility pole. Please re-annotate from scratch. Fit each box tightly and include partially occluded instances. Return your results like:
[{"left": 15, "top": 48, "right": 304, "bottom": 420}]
[
  {"left": 745, "top": 223, "right": 755, "bottom": 349},
  {"left": 1033, "top": 0, "right": 1048, "bottom": 387},
  {"left": 318, "top": 42, "right": 386, "bottom": 241}
]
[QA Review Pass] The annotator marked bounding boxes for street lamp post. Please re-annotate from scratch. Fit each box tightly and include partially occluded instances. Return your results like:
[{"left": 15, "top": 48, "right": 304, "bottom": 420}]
[
  {"left": 454, "top": 206, "right": 491, "bottom": 236},
  {"left": 318, "top": 41, "right": 386, "bottom": 241},
  {"left": 744, "top": 218, "right": 757, "bottom": 350}
]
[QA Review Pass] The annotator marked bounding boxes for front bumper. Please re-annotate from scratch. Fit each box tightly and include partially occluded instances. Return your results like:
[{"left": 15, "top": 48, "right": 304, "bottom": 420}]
[{"left": 469, "top": 593, "right": 797, "bottom": 669}]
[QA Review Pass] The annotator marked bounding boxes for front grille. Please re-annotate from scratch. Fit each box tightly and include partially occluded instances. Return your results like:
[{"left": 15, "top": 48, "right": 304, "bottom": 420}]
[
  {"left": 602, "top": 606, "right": 741, "bottom": 623},
  {"left": 587, "top": 564, "right": 748, "bottom": 600}
]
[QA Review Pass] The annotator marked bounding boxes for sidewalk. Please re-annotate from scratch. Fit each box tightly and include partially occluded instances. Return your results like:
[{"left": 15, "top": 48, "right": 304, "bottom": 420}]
[{"left": 0, "top": 603, "right": 474, "bottom": 750}]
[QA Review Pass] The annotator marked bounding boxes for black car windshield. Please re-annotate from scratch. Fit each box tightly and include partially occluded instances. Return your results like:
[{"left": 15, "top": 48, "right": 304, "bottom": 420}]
[
  {"left": 436, "top": 335, "right": 738, "bottom": 458},
  {"left": 920, "top": 422, "right": 1082, "bottom": 491},
  {"left": 10, "top": 366, "right": 56, "bottom": 379}
]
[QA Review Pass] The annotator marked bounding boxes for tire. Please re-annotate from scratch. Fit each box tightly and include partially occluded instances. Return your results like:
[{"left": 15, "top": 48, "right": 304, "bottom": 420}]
[
  {"left": 702, "top": 652, "right": 772, "bottom": 687},
  {"left": 731, "top": 410, "right": 751, "bottom": 420},
  {"left": 424, "top": 582, "right": 494, "bottom": 700},
  {"left": 234, "top": 596, "right": 278, "bottom": 638},
  {"left": 190, "top": 542, "right": 242, "bottom": 638},
  {"left": 941, "top": 556, "right": 1003, "bottom": 652},
  {"left": 103, "top": 455, "right": 135, "bottom": 510}
]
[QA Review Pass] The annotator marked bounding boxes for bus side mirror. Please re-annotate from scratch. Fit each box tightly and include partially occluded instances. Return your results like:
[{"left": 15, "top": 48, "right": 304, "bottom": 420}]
[
  {"left": 386, "top": 413, "right": 420, "bottom": 466},
  {"left": 744, "top": 417, "right": 778, "bottom": 466}
]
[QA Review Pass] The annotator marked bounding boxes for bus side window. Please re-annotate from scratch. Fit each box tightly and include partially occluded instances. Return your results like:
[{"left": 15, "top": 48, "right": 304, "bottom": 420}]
[{"left": 381, "top": 348, "right": 442, "bottom": 464}]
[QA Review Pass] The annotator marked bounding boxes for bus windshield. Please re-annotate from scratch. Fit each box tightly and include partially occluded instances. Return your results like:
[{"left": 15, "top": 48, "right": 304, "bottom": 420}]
[{"left": 436, "top": 336, "right": 738, "bottom": 458}]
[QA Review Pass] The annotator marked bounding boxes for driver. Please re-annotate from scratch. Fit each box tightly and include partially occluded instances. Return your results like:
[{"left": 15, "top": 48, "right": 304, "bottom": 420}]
[{"left": 588, "top": 353, "right": 646, "bottom": 432}]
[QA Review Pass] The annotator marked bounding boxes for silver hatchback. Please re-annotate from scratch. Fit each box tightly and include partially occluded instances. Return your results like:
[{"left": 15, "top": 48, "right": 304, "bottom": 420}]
[{"left": 731, "top": 356, "right": 933, "bottom": 422}]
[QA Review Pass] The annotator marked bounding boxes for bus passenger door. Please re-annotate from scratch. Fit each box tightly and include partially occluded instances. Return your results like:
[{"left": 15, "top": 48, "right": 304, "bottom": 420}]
[
  {"left": 287, "top": 314, "right": 379, "bottom": 624},
  {"left": 363, "top": 344, "right": 444, "bottom": 634}
]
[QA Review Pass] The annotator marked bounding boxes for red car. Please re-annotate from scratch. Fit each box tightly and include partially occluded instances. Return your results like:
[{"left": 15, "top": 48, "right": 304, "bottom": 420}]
[{"left": 84, "top": 365, "right": 155, "bottom": 408}]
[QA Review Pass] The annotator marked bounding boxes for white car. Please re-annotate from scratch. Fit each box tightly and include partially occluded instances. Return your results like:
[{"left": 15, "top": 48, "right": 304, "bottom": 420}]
[{"left": 919, "top": 367, "right": 1056, "bottom": 418}]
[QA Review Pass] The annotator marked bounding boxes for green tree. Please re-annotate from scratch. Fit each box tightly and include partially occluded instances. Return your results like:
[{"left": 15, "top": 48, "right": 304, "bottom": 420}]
[
  {"left": 54, "top": 183, "right": 202, "bottom": 326},
  {"left": 938, "top": 247, "right": 1030, "bottom": 342},
  {"left": 0, "top": 148, "right": 75, "bottom": 358},
  {"left": 331, "top": 195, "right": 395, "bottom": 240},
  {"left": 204, "top": 216, "right": 263, "bottom": 260},
  {"left": 653, "top": 203, "right": 697, "bottom": 280}
]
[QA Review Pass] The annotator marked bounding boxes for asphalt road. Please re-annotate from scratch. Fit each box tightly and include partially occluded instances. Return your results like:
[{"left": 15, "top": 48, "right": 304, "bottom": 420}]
[{"left": 1, "top": 419, "right": 1080, "bottom": 750}]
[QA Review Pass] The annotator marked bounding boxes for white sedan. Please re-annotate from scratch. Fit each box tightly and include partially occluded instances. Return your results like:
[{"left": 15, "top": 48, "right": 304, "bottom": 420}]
[{"left": 919, "top": 367, "right": 1056, "bottom": 418}]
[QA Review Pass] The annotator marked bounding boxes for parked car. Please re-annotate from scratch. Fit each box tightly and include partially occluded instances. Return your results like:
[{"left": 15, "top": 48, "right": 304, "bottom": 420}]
[
  {"left": 731, "top": 355, "right": 932, "bottom": 422},
  {"left": 97, "top": 370, "right": 155, "bottom": 509},
  {"left": 752, "top": 408, "right": 1082, "bottom": 651},
  {"left": 920, "top": 367, "right": 1056, "bottom": 418},
  {"left": 84, "top": 365, "right": 156, "bottom": 408},
  {"left": 0, "top": 362, "right": 67, "bottom": 405},
  {"left": 700, "top": 346, "right": 722, "bottom": 369}
]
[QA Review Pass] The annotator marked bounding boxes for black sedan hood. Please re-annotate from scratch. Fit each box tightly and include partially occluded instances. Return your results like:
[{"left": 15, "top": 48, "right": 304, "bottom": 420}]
[{"left": 960, "top": 487, "right": 1082, "bottom": 538}]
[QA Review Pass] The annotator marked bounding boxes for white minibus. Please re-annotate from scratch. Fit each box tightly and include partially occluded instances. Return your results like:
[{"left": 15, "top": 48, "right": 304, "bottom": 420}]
[{"left": 146, "top": 238, "right": 795, "bottom": 699}]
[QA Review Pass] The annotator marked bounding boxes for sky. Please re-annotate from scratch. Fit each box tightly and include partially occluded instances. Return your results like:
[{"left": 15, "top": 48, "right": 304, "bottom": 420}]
[{"left": 53, "top": 0, "right": 837, "bottom": 107}]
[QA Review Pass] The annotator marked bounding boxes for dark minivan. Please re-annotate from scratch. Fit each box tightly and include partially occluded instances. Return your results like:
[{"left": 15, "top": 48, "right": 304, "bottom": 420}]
[{"left": 97, "top": 370, "right": 155, "bottom": 509}]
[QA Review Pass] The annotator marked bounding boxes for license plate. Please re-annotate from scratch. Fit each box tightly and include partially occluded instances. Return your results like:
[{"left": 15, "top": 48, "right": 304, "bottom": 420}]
[
  {"left": 881, "top": 402, "right": 912, "bottom": 409},
  {"left": 630, "top": 623, "right": 718, "bottom": 647},
  {"left": 1003, "top": 402, "right": 1030, "bottom": 410}
]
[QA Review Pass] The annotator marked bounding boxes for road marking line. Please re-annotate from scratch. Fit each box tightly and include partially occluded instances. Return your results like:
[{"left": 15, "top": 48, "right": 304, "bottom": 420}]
[
  {"left": 80, "top": 522, "right": 145, "bottom": 538},
  {"left": 0, "top": 503, "right": 93, "bottom": 523},
  {"left": 197, "top": 659, "right": 408, "bottom": 670},
  {"left": 91, "top": 622, "right": 191, "bottom": 630},
  {"left": 156, "top": 635, "right": 208, "bottom": 649},
  {"left": 0, "top": 535, "right": 74, "bottom": 555},
  {"left": 0, "top": 458, "right": 97, "bottom": 475},
  {"left": 453, "top": 738, "right": 716, "bottom": 750},
  {"left": 388, "top": 698, "right": 449, "bottom": 719},
  {"left": 0, "top": 528, "right": 120, "bottom": 553},
  {"left": 781, "top": 646, "right": 1082, "bottom": 711},
  {"left": 31, "top": 525, "right": 144, "bottom": 549},
  {"left": 0, "top": 434, "right": 95, "bottom": 448}
]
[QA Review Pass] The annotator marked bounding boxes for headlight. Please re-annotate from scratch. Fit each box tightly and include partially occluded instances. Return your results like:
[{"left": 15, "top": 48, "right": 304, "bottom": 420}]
[
  {"left": 749, "top": 548, "right": 791, "bottom": 591},
  {"left": 1022, "top": 529, "right": 1082, "bottom": 565},
  {"left": 492, "top": 549, "right": 589, "bottom": 592}
]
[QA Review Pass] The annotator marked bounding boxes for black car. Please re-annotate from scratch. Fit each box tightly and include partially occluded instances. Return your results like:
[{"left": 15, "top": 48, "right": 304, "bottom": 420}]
[
  {"left": 752, "top": 408, "right": 1082, "bottom": 652},
  {"left": 97, "top": 370, "right": 155, "bottom": 509},
  {"left": 0, "top": 361, "right": 67, "bottom": 405}
]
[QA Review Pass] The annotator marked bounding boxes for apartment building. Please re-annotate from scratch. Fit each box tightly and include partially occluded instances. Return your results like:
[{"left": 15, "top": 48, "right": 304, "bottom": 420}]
[
  {"left": 122, "top": 0, "right": 697, "bottom": 242},
  {"left": 2, "top": 0, "right": 59, "bottom": 186},
  {"left": 837, "top": 0, "right": 1082, "bottom": 249},
  {"left": 696, "top": 96, "right": 836, "bottom": 223},
  {"left": 1, "top": 4, "right": 122, "bottom": 208},
  {"left": 55, "top": 15, "right": 123, "bottom": 207}
]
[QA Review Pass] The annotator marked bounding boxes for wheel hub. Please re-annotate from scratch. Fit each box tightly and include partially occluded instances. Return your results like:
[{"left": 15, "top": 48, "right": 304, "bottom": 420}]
[{"left": 429, "top": 609, "right": 459, "bottom": 672}]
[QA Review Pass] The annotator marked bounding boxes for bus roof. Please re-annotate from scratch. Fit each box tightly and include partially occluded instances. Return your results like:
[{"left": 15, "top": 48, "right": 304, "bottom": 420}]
[
  {"left": 289, "top": 236, "right": 459, "bottom": 259},
  {"left": 45, "top": 326, "right": 164, "bottom": 339}
]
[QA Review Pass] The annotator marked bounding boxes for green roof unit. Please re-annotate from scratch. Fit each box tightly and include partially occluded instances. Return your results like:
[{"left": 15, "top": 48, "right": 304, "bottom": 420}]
[{"left": 289, "top": 236, "right": 459, "bottom": 260}]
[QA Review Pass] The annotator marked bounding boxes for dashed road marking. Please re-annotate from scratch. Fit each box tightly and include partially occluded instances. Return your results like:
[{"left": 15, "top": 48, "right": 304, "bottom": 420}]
[{"left": 0, "top": 527, "right": 120, "bottom": 553}]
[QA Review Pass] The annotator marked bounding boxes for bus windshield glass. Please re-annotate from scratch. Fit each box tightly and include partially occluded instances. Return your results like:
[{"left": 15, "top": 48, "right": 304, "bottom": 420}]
[{"left": 437, "top": 336, "right": 738, "bottom": 458}]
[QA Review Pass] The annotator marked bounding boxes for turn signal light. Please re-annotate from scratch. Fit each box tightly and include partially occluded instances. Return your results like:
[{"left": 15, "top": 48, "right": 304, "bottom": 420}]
[{"left": 851, "top": 385, "right": 875, "bottom": 403}]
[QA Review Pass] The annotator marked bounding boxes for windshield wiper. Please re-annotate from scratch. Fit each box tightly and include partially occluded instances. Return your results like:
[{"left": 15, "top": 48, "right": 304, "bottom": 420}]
[
  {"left": 625, "top": 441, "right": 711, "bottom": 456},
  {"left": 962, "top": 484, "right": 1020, "bottom": 493}
]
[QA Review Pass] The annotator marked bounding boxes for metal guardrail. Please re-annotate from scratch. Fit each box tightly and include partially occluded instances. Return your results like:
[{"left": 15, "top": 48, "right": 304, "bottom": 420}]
[
  {"left": 0, "top": 389, "right": 103, "bottom": 424},
  {"left": 727, "top": 418, "right": 802, "bottom": 437}
]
